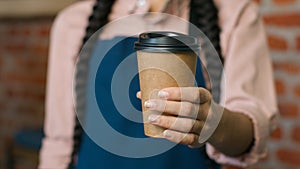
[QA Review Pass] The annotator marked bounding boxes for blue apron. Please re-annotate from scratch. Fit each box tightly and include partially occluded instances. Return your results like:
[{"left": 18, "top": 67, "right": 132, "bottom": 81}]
[{"left": 76, "top": 37, "right": 220, "bottom": 169}]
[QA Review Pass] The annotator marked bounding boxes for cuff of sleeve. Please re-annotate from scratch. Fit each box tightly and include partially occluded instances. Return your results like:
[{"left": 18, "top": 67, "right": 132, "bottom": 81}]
[
  {"left": 38, "top": 137, "right": 73, "bottom": 169},
  {"left": 206, "top": 100, "right": 270, "bottom": 167}
]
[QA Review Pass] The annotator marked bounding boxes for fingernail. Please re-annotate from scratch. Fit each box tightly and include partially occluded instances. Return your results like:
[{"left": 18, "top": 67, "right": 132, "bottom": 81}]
[
  {"left": 136, "top": 92, "right": 141, "bottom": 99},
  {"left": 144, "top": 101, "right": 156, "bottom": 109},
  {"left": 148, "top": 115, "right": 159, "bottom": 122},
  {"left": 158, "top": 91, "right": 169, "bottom": 99},
  {"left": 163, "top": 130, "right": 172, "bottom": 139}
]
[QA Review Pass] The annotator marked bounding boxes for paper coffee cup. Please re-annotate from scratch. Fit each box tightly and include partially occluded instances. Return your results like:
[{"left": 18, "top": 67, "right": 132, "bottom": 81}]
[{"left": 135, "top": 32, "right": 199, "bottom": 138}]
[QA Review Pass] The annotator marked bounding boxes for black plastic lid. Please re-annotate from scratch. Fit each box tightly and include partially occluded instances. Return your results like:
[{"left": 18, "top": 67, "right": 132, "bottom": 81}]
[{"left": 134, "top": 32, "right": 199, "bottom": 52}]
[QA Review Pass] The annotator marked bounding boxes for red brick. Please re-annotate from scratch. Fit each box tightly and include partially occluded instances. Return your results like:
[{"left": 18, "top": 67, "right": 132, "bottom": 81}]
[
  {"left": 271, "top": 126, "right": 282, "bottom": 139},
  {"left": 277, "top": 149, "right": 300, "bottom": 165},
  {"left": 297, "top": 37, "right": 300, "bottom": 51},
  {"left": 2, "top": 73, "right": 46, "bottom": 85},
  {"left": 278, "top": 103, "right": 299, "bottom": 118},
  {"left": 275, "top": 79, "right": 286, "bottom": 95},
  {"left": 0, "top": 118, "right": 15, "bottom": 128},
  {"left": 23, "top": 29, "right": 31, "bottom": 36},
  {"left": 292, "top": 126, "right": 300, "bottom": 143},
  {"left": 273, "top": 0, "right": 296, "bottom": 5},
  {"left": 294, "top": 84, "right": 300, "bottom": 98},
  {"left": 267, "top": 35, "right": 288, "bottom": 51},
  {"left": 263, "top": 13, "right": 300, "bottom": 27},
  {"left": 0, "top": 103, "right": 5, "bottom": 112},
  {"left": 15, "top": 105, "right": 40, "bottom": 116},
  {"left": 11, "top": 26, "right": 31, "bottom": 37},
  {"left": 6, "top": 89, "right": 45, "bottom": 101},
  {"left": 33, "top": 45, "right": 49, "bottom": 55},
  {"left": 8, "top": 27, "right": 18, "bottom": 36},
  {"left": 38, "top": 27, "right": 51, "bottom": 37},
  {"left": 5, "top": 44, "right": 26, "bottom": 52},
  {"left": 273, "top": 62, "right": 300, "bottom": 75},
  {"left": 15, "top": 58, "right": 47, "bottom": 70}
]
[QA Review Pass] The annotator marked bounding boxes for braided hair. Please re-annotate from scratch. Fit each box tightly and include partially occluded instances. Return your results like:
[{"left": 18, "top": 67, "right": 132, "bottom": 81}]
[
  {"left": 189, "top": 0, "right": 223, "bottom": 102},
  {"left": 69, "top": 0, "right": 115, "bottom": 168},
  {"left": 69, "top": 0, "right": 221, "bottom": 168}
]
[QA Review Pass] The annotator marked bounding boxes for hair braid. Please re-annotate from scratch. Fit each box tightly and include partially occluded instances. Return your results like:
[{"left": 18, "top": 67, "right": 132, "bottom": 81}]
[
  {"left": 189, "top": 0, "right": 223, "bottom": 103},
  {"left": 82, "top": 0, "right": 116, "bottom": 45},
  {"left": 69, "top": 0, "right": 115, "bottom": 168}
]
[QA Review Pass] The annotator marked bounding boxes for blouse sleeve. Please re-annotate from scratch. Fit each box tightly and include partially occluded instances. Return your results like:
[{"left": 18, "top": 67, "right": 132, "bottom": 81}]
[
  {"left": 38, "top": 1, "right": 92, "bottom": 169},
  {"left": 206, "top": 1, "right": 279, "bottom": 167}
]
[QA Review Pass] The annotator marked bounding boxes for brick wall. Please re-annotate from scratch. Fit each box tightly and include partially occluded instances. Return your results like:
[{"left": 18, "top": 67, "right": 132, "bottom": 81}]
[
  {"left": 224, "top": 0, "right": 300, "bottom": 169},
  {"left": 0, "top": 18, "right": 52, "bottom": 168},
  {"left": 256, "top": 0, "right": 300, "bottom": 168},
  {"left": 0, "top": 0, "right": 299, "bottom": 169}
]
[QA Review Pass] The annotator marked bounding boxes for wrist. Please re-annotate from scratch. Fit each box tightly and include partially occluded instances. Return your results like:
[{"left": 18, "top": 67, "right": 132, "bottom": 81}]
[
  {"left": 206, "top": 106, "right": 254, "bottom": 157},
  {"left": 207, "top": 105, "right": 229, "bottom": 146}
]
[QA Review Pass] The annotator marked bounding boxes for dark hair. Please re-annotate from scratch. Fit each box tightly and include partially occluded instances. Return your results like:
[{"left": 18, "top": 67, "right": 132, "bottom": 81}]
[
  {"left": 68, "top": 0, "right": 115, "bottom": 168},
  {"left": 189, "top": 0, "right": 223, "bottom": 103},
  {"left": 69, "top": 0, "right": 222, "bottom": 168}
]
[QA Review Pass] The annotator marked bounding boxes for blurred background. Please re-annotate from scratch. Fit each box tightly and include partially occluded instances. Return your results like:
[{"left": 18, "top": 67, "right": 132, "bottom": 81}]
[{"left": 0, "top": 0, "right": 299, "bottom": 169}]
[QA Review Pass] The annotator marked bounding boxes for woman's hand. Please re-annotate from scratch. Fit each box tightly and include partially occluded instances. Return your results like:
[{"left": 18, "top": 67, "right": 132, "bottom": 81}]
[
  {"left": 137, "top": 87, "right": 222, "bottom": 148},
  {"left": 137, "top": 87, "right": 254, "bottom": 157}
]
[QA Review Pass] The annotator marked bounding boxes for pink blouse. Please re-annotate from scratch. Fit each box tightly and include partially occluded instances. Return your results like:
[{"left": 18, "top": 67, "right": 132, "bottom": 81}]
[{"left": 38, "top": 0, "right": 278, "bottom": 168}]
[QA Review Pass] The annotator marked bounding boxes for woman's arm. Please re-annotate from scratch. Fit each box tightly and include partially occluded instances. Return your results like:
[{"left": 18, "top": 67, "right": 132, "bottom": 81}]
[
  {"left": 38, "top": 1, "right": 92, "bottom": 169},
  {"left": 139, "top": 1, "right": 278, "bottom": 167}
]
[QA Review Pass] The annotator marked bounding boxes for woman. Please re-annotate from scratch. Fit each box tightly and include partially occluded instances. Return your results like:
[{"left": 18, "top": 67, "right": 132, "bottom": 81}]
[{"left": 39, "top": 0, "right": 278, "bottom": 168}]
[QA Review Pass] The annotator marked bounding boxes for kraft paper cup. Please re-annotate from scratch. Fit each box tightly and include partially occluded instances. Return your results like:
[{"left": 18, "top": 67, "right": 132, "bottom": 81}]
[{"left": 135, "top": 32, "right": 199, "bottom": 138}]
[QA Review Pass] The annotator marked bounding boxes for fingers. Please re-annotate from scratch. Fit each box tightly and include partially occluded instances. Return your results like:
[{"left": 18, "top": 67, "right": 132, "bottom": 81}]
[
  {"left": 136, "top": 88, "right": 212, "bottom": 147},
  {"left": 159, "top": 87, "right": 211, "bottom": 104},
  {"left": 145, "top": 99, "right": 207, "bottom": 120},
  {"left": 136, "top": 91, "right": 141, "bottom": 99},
  {"left": 162, "top": 130, "right": 203, "bottom": 148},
  {"left": 136, "top": 87, "right": 211, "bottom": 104},
  {"left": 148, "top": 114, "right": 204, "bottom": 134}
]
